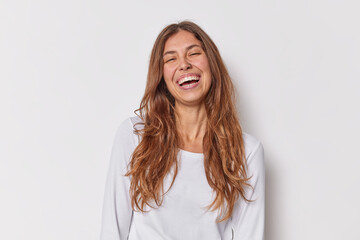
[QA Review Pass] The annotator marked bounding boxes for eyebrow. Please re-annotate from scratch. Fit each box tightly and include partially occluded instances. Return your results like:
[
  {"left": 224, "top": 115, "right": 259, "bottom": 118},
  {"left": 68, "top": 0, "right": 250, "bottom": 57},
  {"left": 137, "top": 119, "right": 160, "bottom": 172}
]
[{"left": 163, "top": 44, "right": 202, "bottom": 56}]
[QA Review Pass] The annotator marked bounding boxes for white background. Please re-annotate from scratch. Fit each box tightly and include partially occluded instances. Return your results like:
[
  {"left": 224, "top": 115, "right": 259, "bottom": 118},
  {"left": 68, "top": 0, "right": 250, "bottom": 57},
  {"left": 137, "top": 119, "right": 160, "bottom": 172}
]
[{"left": 1, "top": 0, "right": 359, "bottom": 239}]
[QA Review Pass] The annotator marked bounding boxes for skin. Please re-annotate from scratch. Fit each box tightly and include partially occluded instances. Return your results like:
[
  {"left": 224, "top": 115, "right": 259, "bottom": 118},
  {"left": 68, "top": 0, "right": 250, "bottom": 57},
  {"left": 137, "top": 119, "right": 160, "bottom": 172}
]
[{"left": 162, "top": 30, "right": 212, "bottom": 153}]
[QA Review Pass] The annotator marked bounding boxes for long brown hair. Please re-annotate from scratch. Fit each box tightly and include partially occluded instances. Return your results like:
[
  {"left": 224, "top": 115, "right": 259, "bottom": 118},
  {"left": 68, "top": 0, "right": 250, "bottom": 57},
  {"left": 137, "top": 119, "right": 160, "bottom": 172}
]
[{"left": 125, "top": 21, "right": 253, "bottom": 222}]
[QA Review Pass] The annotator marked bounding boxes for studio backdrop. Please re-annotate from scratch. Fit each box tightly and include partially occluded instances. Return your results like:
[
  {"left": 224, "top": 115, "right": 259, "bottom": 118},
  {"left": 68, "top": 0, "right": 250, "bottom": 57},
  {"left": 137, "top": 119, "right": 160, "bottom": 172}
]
[{"left": 0, "top": 0, "right": 359, "bottom": 239}]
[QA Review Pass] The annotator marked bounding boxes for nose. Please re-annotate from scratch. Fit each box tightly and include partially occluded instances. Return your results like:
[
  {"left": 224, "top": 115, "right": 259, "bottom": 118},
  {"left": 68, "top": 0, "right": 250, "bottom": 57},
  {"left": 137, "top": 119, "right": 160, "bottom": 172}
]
[{"left": 178, "top": 57, "right": 192, "bottom": 71}]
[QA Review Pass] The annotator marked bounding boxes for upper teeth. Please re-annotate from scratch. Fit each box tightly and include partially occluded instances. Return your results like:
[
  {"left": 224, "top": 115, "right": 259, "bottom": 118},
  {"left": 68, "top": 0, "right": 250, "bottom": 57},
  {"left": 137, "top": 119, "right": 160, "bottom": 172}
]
[{"left": 178, "top": 75, "right": 200, "bottom": 85}]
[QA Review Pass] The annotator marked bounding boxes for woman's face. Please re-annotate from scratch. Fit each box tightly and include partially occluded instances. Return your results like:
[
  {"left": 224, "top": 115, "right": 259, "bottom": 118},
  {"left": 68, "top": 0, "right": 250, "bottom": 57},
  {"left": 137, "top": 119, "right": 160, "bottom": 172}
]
[{"left": 162, "top": 30, "right": 212, "bottom": 107}]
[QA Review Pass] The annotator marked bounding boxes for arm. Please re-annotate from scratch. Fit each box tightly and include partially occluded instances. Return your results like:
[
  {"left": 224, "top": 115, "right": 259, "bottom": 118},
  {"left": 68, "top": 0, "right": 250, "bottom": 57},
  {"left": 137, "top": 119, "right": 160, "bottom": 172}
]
[
  {"left": 232, "top": 141, "right": 265, "bottom": 240},
  {"left": 100, "top": 118, "right": 135, "bottom": 240}
]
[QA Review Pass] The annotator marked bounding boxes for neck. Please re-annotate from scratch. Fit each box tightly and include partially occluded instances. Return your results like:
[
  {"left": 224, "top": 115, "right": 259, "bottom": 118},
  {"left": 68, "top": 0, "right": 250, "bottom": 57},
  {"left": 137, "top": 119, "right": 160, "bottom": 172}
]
[{"left": 174, "top": 102, "right": 207, "bottom": 145}]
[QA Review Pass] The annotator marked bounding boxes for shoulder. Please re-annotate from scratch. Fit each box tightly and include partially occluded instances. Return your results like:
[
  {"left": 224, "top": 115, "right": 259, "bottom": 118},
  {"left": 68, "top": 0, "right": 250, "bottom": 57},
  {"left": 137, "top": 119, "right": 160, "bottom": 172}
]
[
  {"left": 116, "top": 115, "right": 143, "bottom": 132},
  {"left": 114, "top": 116, "right": 143, "bottom": 148},
  {"left": 129, "top": 115, "right": 144, "bottom": 130},
  {"left": 242, "top": 131, "right": 265, "bottom": 166}
]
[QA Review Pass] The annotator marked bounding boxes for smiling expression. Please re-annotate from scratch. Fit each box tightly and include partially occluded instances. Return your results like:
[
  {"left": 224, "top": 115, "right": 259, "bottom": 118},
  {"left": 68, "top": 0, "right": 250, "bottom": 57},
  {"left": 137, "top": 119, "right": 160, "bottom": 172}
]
[{"left": 162, "top": 30, "right": 212, "bottom": 107}]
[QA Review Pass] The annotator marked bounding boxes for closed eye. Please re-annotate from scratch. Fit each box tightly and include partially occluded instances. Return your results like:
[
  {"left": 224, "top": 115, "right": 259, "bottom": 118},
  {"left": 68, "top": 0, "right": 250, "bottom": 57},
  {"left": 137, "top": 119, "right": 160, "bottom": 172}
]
[
  {"left": 165, "top": 58, "right": 176, "bottom": 63},
  {"left": 190, "top": 52, "right": 200, "bottom": 56}
]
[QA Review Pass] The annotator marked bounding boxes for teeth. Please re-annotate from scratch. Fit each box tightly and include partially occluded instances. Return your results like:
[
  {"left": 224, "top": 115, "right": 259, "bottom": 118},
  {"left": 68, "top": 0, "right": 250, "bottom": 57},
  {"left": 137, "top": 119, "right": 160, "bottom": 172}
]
[
  {"left": 181, "top": 81, "right": 198, "bottom": 88},
  {"left": 178, "top": 75, "right": 200, "bottom": 85}
]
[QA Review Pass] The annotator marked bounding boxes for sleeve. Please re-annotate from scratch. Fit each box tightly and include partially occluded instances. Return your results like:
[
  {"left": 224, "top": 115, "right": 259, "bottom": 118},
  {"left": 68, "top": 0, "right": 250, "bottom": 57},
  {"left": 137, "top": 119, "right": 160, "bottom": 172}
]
[
  {"left": 232, "top": 141, "right": 265, "bottom": 240},
  {"left": 100, "top": 118, "right": 135, "bottom": 240}
]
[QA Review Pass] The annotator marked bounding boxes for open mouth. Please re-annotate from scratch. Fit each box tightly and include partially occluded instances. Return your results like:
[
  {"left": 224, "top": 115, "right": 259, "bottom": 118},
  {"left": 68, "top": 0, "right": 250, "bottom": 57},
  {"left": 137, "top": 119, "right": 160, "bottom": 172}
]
[{"left": 177, "top": 74, "right": 200, "bottom": 87}]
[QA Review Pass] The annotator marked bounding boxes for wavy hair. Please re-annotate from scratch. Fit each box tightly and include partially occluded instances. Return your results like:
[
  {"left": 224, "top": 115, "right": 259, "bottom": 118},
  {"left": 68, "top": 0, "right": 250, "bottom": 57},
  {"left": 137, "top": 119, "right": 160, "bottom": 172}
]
[{"left": 125, "top": 21, "right": 253, "bottom": 222}]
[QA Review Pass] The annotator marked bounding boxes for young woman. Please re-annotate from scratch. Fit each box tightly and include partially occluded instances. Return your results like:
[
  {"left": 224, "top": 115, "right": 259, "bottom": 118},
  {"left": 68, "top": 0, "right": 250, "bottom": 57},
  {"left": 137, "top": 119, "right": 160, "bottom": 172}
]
[{"left": 100, "top": 21, "right": 265, "bottom": 240}]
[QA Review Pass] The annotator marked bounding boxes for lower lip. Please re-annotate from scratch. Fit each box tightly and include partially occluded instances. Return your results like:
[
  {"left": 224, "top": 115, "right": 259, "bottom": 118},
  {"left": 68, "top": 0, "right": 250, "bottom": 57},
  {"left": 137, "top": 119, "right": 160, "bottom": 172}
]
[{"left": 178, "top": 79, "right": 200, "bottom": 90}]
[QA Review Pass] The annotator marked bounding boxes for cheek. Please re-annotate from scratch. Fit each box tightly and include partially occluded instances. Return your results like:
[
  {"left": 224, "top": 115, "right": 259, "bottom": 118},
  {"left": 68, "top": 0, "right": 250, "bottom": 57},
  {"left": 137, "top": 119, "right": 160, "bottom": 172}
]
[
  {"left": 199, "top": 58, "right": 212, "bottom": 87},
  {"left": 163, "top": 67, "right": 176, "bottom": 91},
  {"left": 163, "top": 65, "right": 175, "bottom": 82},
  {"left": 196, "top": 57, "right": 210, "bottom": 73}
]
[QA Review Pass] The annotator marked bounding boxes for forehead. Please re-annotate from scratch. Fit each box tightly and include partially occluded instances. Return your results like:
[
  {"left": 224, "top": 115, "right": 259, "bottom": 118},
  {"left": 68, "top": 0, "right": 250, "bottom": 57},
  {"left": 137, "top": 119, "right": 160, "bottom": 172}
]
[{"left": 163, "top": 30, "right": 202, "bottom": 53}]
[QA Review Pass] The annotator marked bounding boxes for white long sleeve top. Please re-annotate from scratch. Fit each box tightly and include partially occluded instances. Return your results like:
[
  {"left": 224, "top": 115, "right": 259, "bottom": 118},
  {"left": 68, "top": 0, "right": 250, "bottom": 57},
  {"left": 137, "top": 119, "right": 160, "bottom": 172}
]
[{"left": 100, "top": 116, "right": 265, "bottom": 240}]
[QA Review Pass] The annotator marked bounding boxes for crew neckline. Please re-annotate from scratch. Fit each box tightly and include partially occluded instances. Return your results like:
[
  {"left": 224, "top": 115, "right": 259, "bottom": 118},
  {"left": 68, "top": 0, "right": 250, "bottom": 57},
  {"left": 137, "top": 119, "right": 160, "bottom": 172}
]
[{"left": 179, "top": 148, "right": 204, "bottom": 159}]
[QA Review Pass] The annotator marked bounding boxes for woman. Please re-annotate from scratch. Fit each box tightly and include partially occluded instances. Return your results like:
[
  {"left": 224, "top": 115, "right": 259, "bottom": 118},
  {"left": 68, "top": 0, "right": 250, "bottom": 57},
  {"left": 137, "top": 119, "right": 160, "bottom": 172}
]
[{"left": 100, "top": 21, "right": 265, "bottom": 240}]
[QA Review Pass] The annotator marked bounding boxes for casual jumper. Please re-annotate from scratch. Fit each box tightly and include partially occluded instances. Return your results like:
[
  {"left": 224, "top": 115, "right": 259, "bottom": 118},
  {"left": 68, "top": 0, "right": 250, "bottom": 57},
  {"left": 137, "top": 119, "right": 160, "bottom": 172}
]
[{"left": 100, "top": 116, "right": 265, "bottom": 240}]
